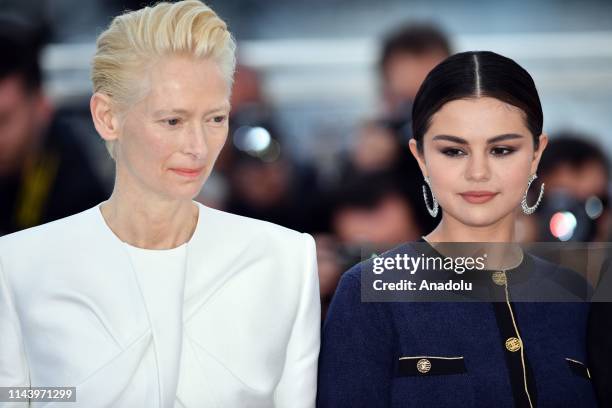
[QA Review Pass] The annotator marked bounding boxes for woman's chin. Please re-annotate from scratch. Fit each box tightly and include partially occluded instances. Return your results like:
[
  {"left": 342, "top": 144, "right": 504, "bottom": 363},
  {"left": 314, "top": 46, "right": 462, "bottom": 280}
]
[
  {"left": 156, "top": 183, "right": 205, "bottom": 202},
  {"left": 449, "top": 207, "right": 507, "bottom": 229}
]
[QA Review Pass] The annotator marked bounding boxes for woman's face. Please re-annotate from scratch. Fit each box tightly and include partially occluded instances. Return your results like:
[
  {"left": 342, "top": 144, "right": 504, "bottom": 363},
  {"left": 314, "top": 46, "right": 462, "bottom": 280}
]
[
  {"left": 410, "top": 96, "right": 547, "bottom": 227},
  {"left": 115, "top": 55, "right": 230, "bottom": 201}
]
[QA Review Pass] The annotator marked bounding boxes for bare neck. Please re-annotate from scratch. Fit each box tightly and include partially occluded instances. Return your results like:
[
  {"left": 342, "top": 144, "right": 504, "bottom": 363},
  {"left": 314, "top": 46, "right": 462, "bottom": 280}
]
[
  {"left": 423, "top": 210, "right": 524, "bottom": 270},
  {"left": 425, "top": 210, "right": 518, "bottom": 243},
  {"left": 100, "top": 187, "right": 199, "bottom": 250}
]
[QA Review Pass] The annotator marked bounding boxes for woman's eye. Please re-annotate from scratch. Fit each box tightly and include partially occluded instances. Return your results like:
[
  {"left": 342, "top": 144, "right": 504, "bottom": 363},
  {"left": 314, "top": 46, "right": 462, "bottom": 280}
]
[
  {"left": 441, "top": 148, "right": 465, "bottom": 157},
  {"left": 211, "top": 115, "right": 227, "bottom": 124},
  {"left": 491, "top": 146, "right": 514, "bottom": 156}
]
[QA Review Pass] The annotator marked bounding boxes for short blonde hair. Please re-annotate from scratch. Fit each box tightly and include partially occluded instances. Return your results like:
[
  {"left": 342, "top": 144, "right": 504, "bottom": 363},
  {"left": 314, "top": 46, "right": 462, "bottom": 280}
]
[{"left": 91, "top": 0, "right": 236, "bottom": 159}]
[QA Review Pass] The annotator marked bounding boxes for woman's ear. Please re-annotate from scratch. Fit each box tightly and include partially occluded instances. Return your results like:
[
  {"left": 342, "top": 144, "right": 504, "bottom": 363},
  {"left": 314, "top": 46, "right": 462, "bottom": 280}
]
[
  {"left": 530, "top": 133, "right": 549, "bottom": 175},
  {"left": 90, "top": 92, "right": 120, "bottom": 144},
  {"left": 409, "top": 138, "right": 428, "bottom": 178}
]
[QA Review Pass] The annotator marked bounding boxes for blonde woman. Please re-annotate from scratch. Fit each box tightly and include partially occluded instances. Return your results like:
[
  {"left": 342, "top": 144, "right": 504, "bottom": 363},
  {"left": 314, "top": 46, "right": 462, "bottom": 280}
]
[{"left": 0, "top": 2, "right": 320, "bottom": 407}]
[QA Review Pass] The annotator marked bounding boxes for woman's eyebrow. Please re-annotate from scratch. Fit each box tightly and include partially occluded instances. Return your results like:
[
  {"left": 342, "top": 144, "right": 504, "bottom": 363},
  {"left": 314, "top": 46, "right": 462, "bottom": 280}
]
[
  {"left": 204, "top": 103, "right": 231, "bottom": 115},
  {"left": 487, "top": 133, "right": 524, "bottom": 143},
  {"left": 431, "top": 135, "right": 468, "bottom": 144},
  {"left": 431, "top": 133, "right": 525, "bottom": 144},
  {"left": 152, "top": 103, "right": 231, "bottom": 117},
  {"left": 152, "top": 108, "right": 189, "bottom": 117}
]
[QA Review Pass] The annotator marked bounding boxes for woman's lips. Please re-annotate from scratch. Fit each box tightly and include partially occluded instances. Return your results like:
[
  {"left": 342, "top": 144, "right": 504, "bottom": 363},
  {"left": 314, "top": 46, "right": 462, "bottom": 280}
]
[
  {"left": 459, "top": 191, "right": 498, "bottom": 204},
  {"left": 170, "top": 167, "right": 203, "bottom": 178}
]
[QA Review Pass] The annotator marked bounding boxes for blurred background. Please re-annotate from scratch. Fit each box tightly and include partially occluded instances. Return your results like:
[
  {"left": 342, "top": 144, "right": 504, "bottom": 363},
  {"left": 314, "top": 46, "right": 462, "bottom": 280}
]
[{"left": 1, "top": 0, "right": 611, "bottom": 317}]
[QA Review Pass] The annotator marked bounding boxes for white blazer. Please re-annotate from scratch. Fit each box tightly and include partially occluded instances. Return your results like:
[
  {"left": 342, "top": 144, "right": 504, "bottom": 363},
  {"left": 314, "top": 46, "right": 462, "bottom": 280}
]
[{"left": 0, "top": 202, "right": 320, "bottom": 407}]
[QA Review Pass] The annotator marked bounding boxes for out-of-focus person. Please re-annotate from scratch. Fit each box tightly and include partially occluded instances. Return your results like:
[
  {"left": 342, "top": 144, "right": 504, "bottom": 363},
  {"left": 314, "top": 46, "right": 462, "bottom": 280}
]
[
  {"left": 379, "top": 22, "right": 451, "bottom": 127},
  {"left": 515, "top": 132, "right": 610, "bottom": 243},
  {"left": 316, "top": 171, "right": 426, "bottom": 320},
  {"left": 334, "top": 23, "right": 452, "bottom": 238},
  {"left": 538, "top": 133, "right": 610, "bottom": 241},
  {"left": 0, "top": 16, "right": 107, "bottom": 236},
  {"left": 345, "top": 23, "right": 452, "bottom": 175},
  {"left": 225, "top": 115, "right": 322, "bottom": 233},
  {"left": 202, "top": 60, "right": 325, "bottom": 232},
  {"left": 330, "top": 170, "right": 424, "bottom": 246},
  {"left": 349, "top": 119, "right": 400, "bottom": 173}
]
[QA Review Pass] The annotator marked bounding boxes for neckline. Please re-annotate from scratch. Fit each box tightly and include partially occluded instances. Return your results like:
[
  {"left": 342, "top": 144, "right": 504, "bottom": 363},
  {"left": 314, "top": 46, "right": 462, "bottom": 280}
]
[
  {"left": 418, "top": 236, "right": 526, "bottom": 272},
  {"left": 404, "top": 239, "right": 536, "bottom": 303},
  {"left": 123, "top": 241, "right": 188, "bottom": 254},
  {"left": 414, "top": 237, "right": 532, "bottom": 283},
  {"left": 95, "top": 201, "right": 204, "bottom": 252}
]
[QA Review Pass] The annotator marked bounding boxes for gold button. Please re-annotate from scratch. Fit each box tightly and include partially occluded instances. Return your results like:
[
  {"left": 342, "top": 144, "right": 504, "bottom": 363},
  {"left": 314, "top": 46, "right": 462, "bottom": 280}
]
[
  {"left": 505, "top": 337, "right": 522, "bottom": 352},
  {"left": 416, "top": 358, "right": 432, "bottom": 374},
  {"left": 492, "top": 271, "right": 507, "bottom": 286}
]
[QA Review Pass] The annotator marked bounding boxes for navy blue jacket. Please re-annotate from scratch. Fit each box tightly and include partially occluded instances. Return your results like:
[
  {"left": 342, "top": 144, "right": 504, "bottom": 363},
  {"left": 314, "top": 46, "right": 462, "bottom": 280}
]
[{"left": 317, "top": 240, "right": 597, "bottom": 408}]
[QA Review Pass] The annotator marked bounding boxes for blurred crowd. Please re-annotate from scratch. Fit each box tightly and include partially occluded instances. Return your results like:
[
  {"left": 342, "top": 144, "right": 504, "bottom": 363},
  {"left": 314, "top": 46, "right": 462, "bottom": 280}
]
[{"left": 0, "top": 12, "right": 610, "bottom": 318}]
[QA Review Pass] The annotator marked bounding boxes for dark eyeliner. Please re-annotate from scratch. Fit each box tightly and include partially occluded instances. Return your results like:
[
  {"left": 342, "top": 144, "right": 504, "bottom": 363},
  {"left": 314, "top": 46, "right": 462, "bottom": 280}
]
[
  {"left": 491, "top": 146, "right": 516, "bottom": 156},
  {"left": 440, "top": 147, "right": 465, "bottom": 157}
]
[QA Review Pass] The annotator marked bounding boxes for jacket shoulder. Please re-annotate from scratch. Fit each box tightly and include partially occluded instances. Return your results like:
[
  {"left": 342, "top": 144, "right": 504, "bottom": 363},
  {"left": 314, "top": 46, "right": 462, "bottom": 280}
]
[
  {"left": 527, "top": 252, "right": 592, "bottom": 299},
  {"left": 0, "top": 206, "right": 97, "bottom": 255}
]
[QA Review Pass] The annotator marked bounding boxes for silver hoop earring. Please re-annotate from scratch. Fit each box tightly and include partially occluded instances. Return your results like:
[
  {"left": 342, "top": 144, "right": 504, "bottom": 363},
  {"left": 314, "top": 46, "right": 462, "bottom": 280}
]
[
  {"left": 422, "top": 176, "right": 439, "bottom": 217},
  {"left": 521, "top": 173, "right": 545, "bottom": 215}
]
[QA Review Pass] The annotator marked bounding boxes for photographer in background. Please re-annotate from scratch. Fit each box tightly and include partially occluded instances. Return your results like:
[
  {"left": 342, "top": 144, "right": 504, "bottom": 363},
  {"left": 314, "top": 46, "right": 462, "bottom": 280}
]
[
  {"left": 0, "top": 16, "right": 107, "bottom": 236},
  {"left": 337, "top": 23, "right": 453, "bottom": 230},
  {"left": 519, "top": 133, "right": 610, "bottom": 243},
  {"left": 379, "top": 22, "right": 451, "bottom": 144}
]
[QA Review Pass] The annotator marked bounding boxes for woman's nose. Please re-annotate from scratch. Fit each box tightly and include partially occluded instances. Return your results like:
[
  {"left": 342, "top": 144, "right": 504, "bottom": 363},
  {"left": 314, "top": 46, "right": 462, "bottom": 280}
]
[
  {"left": 465, "top": 152, "right": 490, "bottom": 181},
  {"left": 183, "top": 125, "right": 208, "bottom": 159}
]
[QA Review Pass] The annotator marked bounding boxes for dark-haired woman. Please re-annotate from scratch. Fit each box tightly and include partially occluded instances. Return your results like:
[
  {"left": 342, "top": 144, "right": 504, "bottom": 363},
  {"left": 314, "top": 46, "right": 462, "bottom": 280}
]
[{"left": 317, "top": 51, "right": 597, "bottom": 407}]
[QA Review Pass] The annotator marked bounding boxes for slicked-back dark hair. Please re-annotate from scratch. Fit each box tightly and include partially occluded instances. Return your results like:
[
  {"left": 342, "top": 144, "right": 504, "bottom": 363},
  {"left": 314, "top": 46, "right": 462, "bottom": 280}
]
[{"left": 411, "top": 51, "right": 543, "bottom": 153}]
